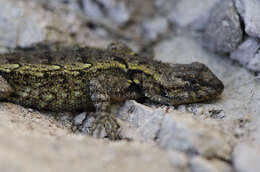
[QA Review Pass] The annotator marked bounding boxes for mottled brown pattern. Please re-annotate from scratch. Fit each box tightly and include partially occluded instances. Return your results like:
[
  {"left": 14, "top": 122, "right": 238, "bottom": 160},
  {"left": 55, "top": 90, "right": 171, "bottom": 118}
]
[{"left": 0, "top": 43, "right": 224, "bottom": 111}]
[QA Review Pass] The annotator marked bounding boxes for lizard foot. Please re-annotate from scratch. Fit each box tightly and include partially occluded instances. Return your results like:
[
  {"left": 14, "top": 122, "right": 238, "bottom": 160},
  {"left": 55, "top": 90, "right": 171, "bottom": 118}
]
[
  {"left": 89, "top": 112, "right": 121, "bottom": 140},
  {"left": 73, "top": 112, "right": 121, "bottom": 140}
]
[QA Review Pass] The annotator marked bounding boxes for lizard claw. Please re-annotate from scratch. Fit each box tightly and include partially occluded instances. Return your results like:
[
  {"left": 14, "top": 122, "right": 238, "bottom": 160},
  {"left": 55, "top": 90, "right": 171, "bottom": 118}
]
[
  {"left": 84, "top": 112, "right": 121, "bottom": 140},
  {"left": 72, "top": 112, "right": 121, "bottom": 140}
]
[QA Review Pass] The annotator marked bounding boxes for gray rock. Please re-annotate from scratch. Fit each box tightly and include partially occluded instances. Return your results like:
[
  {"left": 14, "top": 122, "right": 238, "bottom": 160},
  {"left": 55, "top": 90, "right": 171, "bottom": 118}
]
[
  {"left": 154, "top": 35, "right": 215, "bottom": 64},
  {"left": 251, "top": 123, "right": 260, "bottom": 144},
  {"left": 155, "top": 0, "right": 179, "bottom": 16},
  {"left": 0, "top": 104, "right": 176, "bottom": 172},
  {"left": 234, "top": 0, "right": 260, "bottom": 39},
  {"left": 190, "top": 157, "right": 217, "bottom": 172},
  {"left": 141, "top": 16, "right": 168, "bottom": 42},
  {"left": 167, "top": 150, "right": 189, "bottom": 172},
  {"left": 117, "top": 100, "right": 165, "bottom": 142},
  {"left": 231, "top": 37, "right": 260, "bottom": 72},
  {"left": 157, "top": 112, "right": 232, "bottom": 160},
  {"left": 0, "top": 124, "right": 174, "bottom": 172},
  {"left": 233, "top": 143, "right": 260, "bottom": 172},
  {"left": 38, "top": 0, "right": 82, "bottom": 12},
  {"left": 167, "top": 0, "right": 220, "bottom": 30},
  {"left": 0, "top": 1, "right": 37, "bottom": 49},
  {"left": 190, "top": 156, "right": 233, "bottom": 172},
  {"left": 0, "top": 0, "right": 109, "bottom": 51},
  {"left": 82, "top": 0, "right": 130, "bottom": 27},
  {"left": 204, "top": 0, "right": 243, "bottom": 53},
  {"left": 73, "top": 112, "right": 86, "bottom": 126}
]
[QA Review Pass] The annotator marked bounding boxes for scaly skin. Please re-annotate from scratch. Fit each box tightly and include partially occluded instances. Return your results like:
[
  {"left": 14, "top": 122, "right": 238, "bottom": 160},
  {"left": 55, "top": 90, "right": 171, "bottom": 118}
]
[{"left": 0, "top": 42, "right": 224, "bottom": 139}]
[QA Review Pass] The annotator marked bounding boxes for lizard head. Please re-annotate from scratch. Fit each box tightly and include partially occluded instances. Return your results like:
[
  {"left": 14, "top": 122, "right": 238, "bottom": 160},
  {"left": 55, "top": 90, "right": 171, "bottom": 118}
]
[
  {"left": 159, "top": 62, "right": 224, "bottom": 105},
  {"left": 139, "top": 62, "right": 224, "bottom": 105}
]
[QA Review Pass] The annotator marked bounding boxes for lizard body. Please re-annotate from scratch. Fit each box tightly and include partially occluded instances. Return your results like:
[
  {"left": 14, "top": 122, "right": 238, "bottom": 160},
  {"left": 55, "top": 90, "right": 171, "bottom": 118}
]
[{"left": 0, "top": 43, "right": 224, "bottom": 138}]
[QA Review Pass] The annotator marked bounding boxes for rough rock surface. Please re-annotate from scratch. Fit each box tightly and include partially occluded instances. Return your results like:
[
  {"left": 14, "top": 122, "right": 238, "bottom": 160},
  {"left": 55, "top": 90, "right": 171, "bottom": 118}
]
[
  {"left": 0, "top": 0, "right": 110, "bottom": 52},
  {"left": 0, "top": 103, "right": 176, "bottom": 172},
  {"left": 0, "top": 120, "right": 174, "bottom": 172},
  {"left": 141, "top": 16, "right": 169, "bottom": 42},
  {"left": 190, "top": 156, "right": 233, "bottom": 172},
  {"left": 233, "top": 143, "right": 260, "bottom": 172},
  {"left": 166, "top": 0, "right": 220, "bottom": 30},
  {"left": 82, "top": 0, "right": 130, "bottom": 27},
  {"left": 117, "top": 101, "right": 165, "bottom": 142},
  {"left": 157, "top": 113, "right": 232, "bottom": 160},
  {"left": 234, "top": 0, "right": 260, "bottom": 39},
  {"left": 231, "top": 37, "right": 260, "bottom": 72},
  {"left": 204, "top": 0, "right": 243, "bottom": 53}
]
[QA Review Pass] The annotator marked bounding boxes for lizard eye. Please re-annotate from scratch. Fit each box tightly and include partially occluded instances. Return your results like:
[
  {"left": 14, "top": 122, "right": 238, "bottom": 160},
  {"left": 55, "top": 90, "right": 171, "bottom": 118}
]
[
  {"left": 186, "top": 79, "right": 199, "bottom": 90},
  {"left": 188, "top": 79, "right": 197, "bottom": 84}
]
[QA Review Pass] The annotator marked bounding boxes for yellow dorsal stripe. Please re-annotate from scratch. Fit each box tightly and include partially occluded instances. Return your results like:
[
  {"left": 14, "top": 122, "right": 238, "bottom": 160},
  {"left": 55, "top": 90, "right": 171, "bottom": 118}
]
[
  {"left": 89, "top": 61, "right": 127, "bottom": 73},
  {"left": 128, "top": 64, "right": 159, "bottom": 81}
]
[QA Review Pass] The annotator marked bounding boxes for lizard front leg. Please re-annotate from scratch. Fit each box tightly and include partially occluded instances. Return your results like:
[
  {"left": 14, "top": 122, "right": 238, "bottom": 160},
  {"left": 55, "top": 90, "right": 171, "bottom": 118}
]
[
  {"left": 85, "top": 77, "right": 121, "bottom": 140},
  {"left": 89, "top": 101, "right": 120, "bottom": 140}
]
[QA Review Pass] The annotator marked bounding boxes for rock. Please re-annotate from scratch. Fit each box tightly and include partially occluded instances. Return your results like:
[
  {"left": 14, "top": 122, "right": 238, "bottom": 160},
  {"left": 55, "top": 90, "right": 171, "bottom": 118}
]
[
  {"left": 0, "top": 103, "right": 71, "bottom": 137},
  {"left": 81, "top": 0, "right": 157, "bottom": 44},
  {"left": 117, "top": 101, "right": 233, "bottom": 169},
  {"left": 38, "top": 0, "right": 82, "bottom": 12},
  {"left": 0, "top": 104, "right": 177, "bottom": 172},
  {"left": 154, "top": 35, "right": 227, "bottom": 72},
  {"left": 190, "top": 156, "right": 233, "bottom": 172},
  {"left": 154, "top": 0, "right": 179, "bottom": 16},
  {"left": 166, "top": 0, "right": 220, "bottom": 30},
  {"left": 117, "top": 99, "right": 234, "bottom": 162},
  {"left": 141, "top": 16, "right": 168, "bottom": 42},
  {"left": 204, "top": 0, "right": 243, "bottom": 53},
  {"left": 231, "top": 37, "right": 260, "bottom": 72},
  {"left": 0, "top": 0, "right": 58, "bottom": 48},
  {"left": 73, "top": 112, "right": 87, "bottom": 126},
  {"left": 234, "top": 0, "right": 260, "bottom": 39},
  {"left": 233, "top": 143, "right": 260, "bottom": 172},
  {"left": 157, "top": 113, "right": 232, "bottom": 160},
  {"left": 117, "top": 100, "right": 166, "bottom": 142},
  {"left": 0, "top": 0, "right": 109, "bottom": 51},
  {"left": 167, "top": 150, "right": 189, "bottom": 171},
  {"left": 251, "top": 123, "right": 260, "bottom": 144},
  {"left": 82, "top": 0, "right": 130, "bottom": 27},
  {"left": 191, "top": 157, "right": 218, "bottom": 172},
  {"left": 154, "top": 35, "right": 210, "bottom": 63},
  {"left": 0, "top": 130, "right": 174, "bottom": 172}
]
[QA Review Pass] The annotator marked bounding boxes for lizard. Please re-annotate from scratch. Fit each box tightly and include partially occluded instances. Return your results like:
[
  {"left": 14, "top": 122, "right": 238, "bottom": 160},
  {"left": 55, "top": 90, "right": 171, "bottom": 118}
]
[{"left": 0, "top": 42, "right": 224, "bottom": 139}]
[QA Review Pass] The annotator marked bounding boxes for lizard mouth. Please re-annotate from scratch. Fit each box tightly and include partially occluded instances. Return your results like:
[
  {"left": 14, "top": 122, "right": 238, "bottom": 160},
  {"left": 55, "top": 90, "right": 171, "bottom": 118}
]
[{"left": 165, "top": 87, "right": 223, "bottom": 105}]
